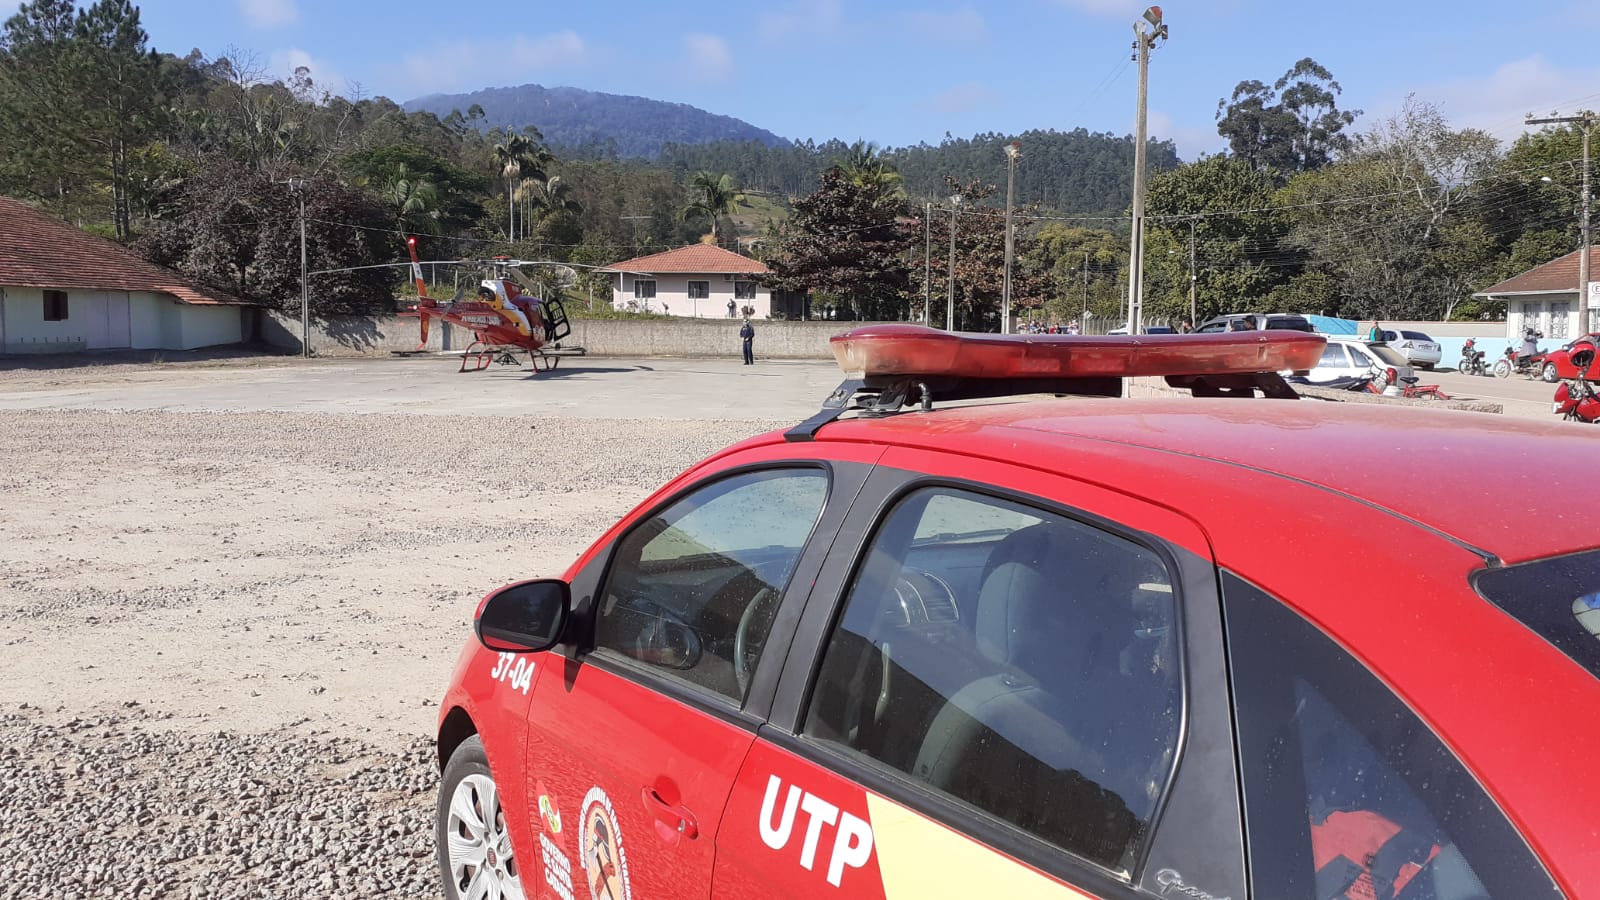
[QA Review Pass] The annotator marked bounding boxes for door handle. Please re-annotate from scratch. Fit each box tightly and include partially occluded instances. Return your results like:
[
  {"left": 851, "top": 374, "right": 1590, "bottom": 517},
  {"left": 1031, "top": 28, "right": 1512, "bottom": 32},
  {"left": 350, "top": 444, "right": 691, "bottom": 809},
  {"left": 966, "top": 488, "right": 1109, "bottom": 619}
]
[{"left": 641, "top": 787, "right": 699, "bottom": 840}]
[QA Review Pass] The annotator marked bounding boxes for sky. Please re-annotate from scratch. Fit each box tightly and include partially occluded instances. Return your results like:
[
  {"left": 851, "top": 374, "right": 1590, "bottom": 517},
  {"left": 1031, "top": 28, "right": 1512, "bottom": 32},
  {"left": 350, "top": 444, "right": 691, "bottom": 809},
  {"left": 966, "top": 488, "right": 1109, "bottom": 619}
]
[{"left": 41, "top": 0, "right": 1600, "bottom": 159}]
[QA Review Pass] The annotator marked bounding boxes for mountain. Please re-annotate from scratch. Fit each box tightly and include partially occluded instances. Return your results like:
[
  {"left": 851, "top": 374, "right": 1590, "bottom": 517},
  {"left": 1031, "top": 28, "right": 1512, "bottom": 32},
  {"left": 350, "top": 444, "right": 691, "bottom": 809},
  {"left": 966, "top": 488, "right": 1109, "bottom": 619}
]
[{"left": 403, "top": 84, "right": 789, "bottom": 159}]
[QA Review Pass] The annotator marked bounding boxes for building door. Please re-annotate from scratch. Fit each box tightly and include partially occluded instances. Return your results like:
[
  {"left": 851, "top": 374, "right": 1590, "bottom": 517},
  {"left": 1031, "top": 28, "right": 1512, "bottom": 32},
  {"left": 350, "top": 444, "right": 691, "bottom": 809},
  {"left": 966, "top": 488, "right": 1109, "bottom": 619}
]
[{"left": 105, "top": 292, "right": 131, "bottom": 348}]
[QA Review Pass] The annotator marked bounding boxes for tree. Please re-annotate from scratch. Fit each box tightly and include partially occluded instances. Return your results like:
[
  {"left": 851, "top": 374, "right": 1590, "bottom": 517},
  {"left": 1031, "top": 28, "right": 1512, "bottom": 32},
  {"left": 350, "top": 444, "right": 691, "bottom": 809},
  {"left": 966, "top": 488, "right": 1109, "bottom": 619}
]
[
  {"left": 1143, "top": 155, "right": 1289, "bottom": 320},
  {"left": 1022, "top": 224, "right": 1125, "bottom": 324},
  {"left": 1216, "top": 58, "right": 1359, "bottom": 176},
  {"left": 835, "top": 140, "right": 904, "bottom": 198},
  {"left": 764, "top": 166, "right": 913, "bottom": 320},
  {"left": 680, "top": 170, "right": 744, "bottom": 246}
]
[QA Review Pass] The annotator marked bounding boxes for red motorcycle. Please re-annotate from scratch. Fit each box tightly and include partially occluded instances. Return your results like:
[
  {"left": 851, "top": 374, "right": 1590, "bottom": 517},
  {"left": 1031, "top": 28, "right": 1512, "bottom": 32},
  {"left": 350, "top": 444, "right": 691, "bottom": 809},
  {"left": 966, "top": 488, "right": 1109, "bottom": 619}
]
[{"left": 1554, "top": 348, "right": 1600, "bottom": 423}]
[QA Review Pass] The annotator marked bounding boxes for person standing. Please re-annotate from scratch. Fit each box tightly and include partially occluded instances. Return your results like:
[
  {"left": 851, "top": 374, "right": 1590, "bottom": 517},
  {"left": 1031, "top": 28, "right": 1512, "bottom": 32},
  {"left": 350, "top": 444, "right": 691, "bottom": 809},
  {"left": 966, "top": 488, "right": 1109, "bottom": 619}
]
[
  {"left": 1367, "top": 321, "right": 1384, "bottom": 342},
  {"left": 1180, "top": 318, "right": 1194, "bottom": 334},
  {"left": 739, "top": 318, "right": 755, "bottom": 365},
  {"left": 727, "top": 299, "right": 736, "bottom": 318}
]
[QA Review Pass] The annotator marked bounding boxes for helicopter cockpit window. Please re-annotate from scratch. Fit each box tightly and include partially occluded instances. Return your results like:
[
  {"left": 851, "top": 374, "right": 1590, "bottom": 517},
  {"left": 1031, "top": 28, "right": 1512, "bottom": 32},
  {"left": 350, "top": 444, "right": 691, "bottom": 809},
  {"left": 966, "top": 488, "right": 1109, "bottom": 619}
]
[{"left": 1476, "top": 548, "right": 1600, "bottom": 681}]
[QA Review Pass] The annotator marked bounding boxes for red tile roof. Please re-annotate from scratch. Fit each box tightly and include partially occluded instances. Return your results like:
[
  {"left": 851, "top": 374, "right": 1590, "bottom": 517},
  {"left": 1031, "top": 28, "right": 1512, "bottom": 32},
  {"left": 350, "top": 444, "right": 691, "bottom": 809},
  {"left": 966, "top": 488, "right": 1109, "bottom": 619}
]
[
  {"left": 0, "top": 196, "right": 254, "bottom": 305},
  {"left": 604, "top": 244, "right": 769, "bottom": 275},
  {"left": 1477, "top": 246, "right": 1600, "bottom": 296}
]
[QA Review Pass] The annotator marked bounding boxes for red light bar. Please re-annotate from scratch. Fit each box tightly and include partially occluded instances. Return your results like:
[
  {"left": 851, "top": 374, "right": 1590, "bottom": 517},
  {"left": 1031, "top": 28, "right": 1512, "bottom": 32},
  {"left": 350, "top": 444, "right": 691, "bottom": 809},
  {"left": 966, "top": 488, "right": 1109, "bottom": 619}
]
[{"left": 830, "top": 324, "right": 1325, "bottom": 379}]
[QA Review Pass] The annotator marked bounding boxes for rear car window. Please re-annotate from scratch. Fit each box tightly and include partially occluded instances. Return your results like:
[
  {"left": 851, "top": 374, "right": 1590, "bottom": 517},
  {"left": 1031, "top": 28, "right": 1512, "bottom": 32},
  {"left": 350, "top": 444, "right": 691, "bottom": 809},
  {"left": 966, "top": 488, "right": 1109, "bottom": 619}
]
[
  {"left": 1367, "top": 345, "right": 1410, "bottom": 366},
  {"left": 1400, "top": 331, "right": 1432, "bottom": 341},
  {"left": 1265, "top": 317, "right": 1312, "bottom": 331},
  {"left": 1475, "top": 548, "right": 1600, "bottom": 680}
]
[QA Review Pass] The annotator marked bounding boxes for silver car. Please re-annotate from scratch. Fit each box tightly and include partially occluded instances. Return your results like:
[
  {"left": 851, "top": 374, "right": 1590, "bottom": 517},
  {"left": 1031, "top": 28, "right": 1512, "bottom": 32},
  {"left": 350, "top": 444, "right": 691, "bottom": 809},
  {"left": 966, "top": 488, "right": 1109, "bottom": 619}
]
[{"left": 1379, "top": 329, "right": 1443, "bottom": 369}]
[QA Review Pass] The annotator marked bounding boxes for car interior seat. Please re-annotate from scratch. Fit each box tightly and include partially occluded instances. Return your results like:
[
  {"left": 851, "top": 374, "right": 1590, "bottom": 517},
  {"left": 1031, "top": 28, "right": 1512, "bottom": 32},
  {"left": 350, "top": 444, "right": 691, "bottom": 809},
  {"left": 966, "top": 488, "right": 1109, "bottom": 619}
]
[{"left": 910, "top": 522, "right": 1153, "bottom": 869}]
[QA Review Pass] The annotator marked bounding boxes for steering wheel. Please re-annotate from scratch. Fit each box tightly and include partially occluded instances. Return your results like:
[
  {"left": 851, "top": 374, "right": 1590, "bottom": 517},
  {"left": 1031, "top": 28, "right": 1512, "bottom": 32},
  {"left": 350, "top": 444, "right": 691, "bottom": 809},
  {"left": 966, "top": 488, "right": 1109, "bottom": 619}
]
[{"left": 733, "top": 587, "right": 777, "bottom": 698}]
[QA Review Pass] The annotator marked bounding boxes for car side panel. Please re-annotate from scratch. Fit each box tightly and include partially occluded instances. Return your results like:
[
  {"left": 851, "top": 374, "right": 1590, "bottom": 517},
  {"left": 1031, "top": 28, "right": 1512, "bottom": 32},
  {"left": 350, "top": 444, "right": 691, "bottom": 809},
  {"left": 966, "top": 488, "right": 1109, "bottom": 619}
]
[{"left": 712, "top": 740, "right": 1102, "bottom": 900}]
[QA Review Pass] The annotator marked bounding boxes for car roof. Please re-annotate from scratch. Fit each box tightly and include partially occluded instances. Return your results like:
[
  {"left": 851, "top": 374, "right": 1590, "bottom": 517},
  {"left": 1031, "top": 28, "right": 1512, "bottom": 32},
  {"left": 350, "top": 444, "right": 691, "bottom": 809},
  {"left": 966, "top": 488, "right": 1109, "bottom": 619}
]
[{"left": 812, "top": 398, "right": 1593, "bottom": 565}]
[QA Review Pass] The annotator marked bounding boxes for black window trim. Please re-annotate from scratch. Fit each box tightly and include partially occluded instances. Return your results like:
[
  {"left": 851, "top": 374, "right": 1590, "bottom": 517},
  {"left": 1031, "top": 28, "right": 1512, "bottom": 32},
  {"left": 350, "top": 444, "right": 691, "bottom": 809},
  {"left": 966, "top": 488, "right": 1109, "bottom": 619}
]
[
  {"left": 564, "top": 459, "right": 868, "bottom": 729},
  {"left": 770, "top": 470, "right": 1199, "bottom": 890}
]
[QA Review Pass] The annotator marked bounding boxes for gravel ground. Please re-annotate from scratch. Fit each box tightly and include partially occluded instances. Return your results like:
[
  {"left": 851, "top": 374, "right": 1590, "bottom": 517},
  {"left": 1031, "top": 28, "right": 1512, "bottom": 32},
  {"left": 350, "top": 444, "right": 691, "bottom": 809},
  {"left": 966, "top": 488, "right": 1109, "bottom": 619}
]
[{"left": 0, "top": 408, "right": 787, "bottom": 898}]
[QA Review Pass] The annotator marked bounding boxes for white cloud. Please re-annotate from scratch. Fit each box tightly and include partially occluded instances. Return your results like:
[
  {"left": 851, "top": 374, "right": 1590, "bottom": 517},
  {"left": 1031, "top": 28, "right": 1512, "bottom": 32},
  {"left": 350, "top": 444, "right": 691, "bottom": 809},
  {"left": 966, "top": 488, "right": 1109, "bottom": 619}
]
[
  {"left": 681, "top": 34, "right": 734, "bottom": 85},
  {"left": 393, "top": 31, "right": 591, "bottom": 96},
  {"left": 904, "top": 7, "right": 987, "bottom": 43},
  {"left": 269, "top": 48, "right": 348, "bottom": 96},
  {"left": 1394, "top": 56, "right": 1600, "bottom": 145},
  {"left": 239, "top": 0, "right": 297, "bottom": 29},
  {"left": 759, "top": 0, "right": 844, "bottom": 40},
  {"left": 928, "top": 82, "right": 1000, "bottom": 115}
]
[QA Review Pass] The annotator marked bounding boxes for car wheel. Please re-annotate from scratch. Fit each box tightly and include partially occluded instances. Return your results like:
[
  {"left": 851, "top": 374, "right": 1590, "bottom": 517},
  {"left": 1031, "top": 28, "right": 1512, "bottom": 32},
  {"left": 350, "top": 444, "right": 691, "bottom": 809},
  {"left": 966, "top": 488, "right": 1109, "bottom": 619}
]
[
  {"left": 437, "top": 735, "right": 523, "bottom": 900},
  {"left": 1493, "top": 360, "right": 1511, "bottom": 378},
  {"left": 1542, "top": 362, "right": 1559, "bottom": 383}
]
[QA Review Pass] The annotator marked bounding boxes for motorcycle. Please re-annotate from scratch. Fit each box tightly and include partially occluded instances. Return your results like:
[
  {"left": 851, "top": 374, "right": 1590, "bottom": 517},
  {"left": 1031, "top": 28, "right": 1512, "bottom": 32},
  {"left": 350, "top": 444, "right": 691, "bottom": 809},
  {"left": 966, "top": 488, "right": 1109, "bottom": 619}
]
[
  {"left": 1459, "top": 338, "right": 1488, "bottom": 377},
  {"left": 1493, "top": 344, "right": 1548, "bottom": 379},
  {"left": 1554, "top": 348, "right": 1600, "bottom": 424}
]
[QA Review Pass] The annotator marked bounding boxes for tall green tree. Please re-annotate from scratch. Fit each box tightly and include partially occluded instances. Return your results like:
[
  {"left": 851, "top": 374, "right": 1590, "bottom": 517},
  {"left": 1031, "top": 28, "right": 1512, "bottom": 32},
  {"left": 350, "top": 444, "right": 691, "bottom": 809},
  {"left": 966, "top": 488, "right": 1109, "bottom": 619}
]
[{"left": 1216, "top": 58, "right": 1360, "bottom": 176}]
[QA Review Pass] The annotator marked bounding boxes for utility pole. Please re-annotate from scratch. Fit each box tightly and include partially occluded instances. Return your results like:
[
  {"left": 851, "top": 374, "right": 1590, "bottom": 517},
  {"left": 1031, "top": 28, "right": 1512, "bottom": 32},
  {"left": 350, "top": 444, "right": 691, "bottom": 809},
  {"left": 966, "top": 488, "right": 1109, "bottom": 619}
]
[
  {"left": 277, "top": 178, "right": 310, "bottom": 358},
  {"left": 1082, "top": 250, "right": 1090, "bottom": 329},
  {"left": 1126, "top": 7, "right": 1168, "bottom": 336},
  {"left": 1188, "top": 217, "right": 1198, "bottom": 328},
  {"left": 924, "top": 202, "right": 932, "bottom": 324},
  {"left": 947, "top": 194, "right": 961, "bottom": 332},
  {"left": 1527, "top": 111, "right": 1594, "bottom": 335},
  {"left": 1003, "top": 141, "right": 1021, "bottom": 334}
]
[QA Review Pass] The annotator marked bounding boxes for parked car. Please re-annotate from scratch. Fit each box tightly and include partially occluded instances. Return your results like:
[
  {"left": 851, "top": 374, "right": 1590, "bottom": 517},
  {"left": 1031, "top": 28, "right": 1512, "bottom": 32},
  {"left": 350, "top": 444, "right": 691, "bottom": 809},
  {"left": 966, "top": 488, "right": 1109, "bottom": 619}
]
[
  {"left": 1107, "top": 326, "right": 1176, "bottom": 335},
  {"left": 435, "top": 325, "right": 1596, "bottom": 900},
  {"left": 1542, "top": 332, "right": 1600, "bottom": 382},
  {"left": 1195, "top": 313, "right": 1315, "bottom": 333},
  {"left": 1295, "top": 338, "right": 1415, "bottom": 385},
  {"left": 1378, "top": 329, "right": 1443, "bottom": 369}
]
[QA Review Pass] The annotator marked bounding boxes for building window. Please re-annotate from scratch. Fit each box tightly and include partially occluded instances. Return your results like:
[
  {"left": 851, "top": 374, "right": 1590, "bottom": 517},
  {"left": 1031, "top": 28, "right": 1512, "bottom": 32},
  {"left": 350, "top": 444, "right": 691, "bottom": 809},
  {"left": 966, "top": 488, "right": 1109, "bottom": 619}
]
[
  {"left": 43, "top": 290, "right": 68, "bottom": 321},
  {"left": 734, "top": 281, "right": 757, "bottom": 300},
  {"left": 633, "top": 280, "right": 656, "bottom": 299},
  {"left": 687, "top": 280, "right": 710, "bottom": 300}
]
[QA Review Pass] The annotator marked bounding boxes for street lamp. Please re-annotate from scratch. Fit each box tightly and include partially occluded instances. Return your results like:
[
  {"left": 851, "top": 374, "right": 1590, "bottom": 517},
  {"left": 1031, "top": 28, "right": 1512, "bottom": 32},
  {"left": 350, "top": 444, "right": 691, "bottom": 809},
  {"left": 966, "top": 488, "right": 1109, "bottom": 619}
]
[
  {"left": 947, "top": 194, "right": 961, "bottom": 332},
  {"left": 1002, "top": 141, "right": 1021, "bottom": 334},
  {"left": 1126, "top": 6, "right": 1168, "bottom": 336}
]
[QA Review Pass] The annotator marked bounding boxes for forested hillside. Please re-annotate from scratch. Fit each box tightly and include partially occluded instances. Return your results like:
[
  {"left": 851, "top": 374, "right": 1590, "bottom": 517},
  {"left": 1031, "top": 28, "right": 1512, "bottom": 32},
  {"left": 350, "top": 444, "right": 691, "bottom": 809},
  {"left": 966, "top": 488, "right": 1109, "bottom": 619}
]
[{"left": 404, "top": 84, "right": 788, "bottom": 159}]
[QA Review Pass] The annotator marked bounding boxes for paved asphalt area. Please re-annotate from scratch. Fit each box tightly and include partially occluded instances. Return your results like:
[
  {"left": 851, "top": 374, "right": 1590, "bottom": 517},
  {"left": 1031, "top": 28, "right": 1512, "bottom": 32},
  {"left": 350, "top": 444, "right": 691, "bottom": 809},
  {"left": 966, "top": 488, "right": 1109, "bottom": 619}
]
[{"left": 0, "top": 352, "right": 1566, "bottom": 421}]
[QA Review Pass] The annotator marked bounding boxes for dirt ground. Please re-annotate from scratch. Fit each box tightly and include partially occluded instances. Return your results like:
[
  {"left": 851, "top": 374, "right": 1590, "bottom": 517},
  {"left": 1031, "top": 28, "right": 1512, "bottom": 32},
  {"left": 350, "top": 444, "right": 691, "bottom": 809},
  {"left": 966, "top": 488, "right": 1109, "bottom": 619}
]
[{"left": 0, "top": 355, "right": 791, "bottom": 897}]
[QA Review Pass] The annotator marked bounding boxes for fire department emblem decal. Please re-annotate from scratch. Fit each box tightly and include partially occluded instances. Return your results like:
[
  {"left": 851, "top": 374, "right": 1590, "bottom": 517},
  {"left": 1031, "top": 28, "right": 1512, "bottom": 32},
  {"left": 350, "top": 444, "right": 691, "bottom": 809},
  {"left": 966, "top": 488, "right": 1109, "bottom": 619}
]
[{"left": 580, "top": 787, "right": 631, "bottom": 900}]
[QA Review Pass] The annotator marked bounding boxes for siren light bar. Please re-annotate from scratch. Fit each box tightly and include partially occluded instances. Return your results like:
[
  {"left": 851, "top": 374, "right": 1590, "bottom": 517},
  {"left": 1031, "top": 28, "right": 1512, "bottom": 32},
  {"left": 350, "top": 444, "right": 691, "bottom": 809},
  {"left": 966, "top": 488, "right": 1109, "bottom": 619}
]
[{"left": 830, "top": 324, "right": 1325, "bottom": 380}]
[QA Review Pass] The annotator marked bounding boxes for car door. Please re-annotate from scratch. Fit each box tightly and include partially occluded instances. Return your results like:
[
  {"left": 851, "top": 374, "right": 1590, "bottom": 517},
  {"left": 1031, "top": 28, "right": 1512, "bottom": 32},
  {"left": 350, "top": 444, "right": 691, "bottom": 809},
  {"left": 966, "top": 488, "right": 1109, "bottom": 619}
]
[
  {"left": 522, "top": 451, "right": 875, "bottom": 900},
  {"left": 710, "top": 451, "right": 1246, "bottom": 900}
]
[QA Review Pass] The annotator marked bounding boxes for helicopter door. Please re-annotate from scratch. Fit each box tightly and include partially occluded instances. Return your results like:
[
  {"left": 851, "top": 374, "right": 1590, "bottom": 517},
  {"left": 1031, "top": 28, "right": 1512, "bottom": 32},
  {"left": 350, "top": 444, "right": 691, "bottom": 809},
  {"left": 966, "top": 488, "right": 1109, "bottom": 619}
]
[{"left": 542, "top": 298, "right": 572, "bottom": 343}]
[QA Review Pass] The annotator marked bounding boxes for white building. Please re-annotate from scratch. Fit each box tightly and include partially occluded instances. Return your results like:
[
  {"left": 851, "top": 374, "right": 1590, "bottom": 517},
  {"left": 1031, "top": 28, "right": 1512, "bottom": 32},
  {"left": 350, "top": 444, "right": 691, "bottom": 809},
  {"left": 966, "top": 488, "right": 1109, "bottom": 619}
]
[
  {"left": 603, "top": 244, "right": 788, "bottom": 319},
  {"left": 0, "top": 196, "right": 256, "bottom": 355},
  {"left": 1474, "top": 247, "right": 1600, "bottom": 341}
]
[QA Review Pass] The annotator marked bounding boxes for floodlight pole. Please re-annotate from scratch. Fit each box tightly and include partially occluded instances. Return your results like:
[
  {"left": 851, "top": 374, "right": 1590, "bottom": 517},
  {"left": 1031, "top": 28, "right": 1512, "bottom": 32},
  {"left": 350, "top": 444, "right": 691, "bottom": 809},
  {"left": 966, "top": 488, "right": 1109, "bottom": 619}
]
[
  {"left": 1003, "top": 141, "right": 1020, "bottom": 334},
  {"left": 1082, "top": 251, "right": 1090, "bottom": 328},
  {"left": 1527, "top": 112, "right": 1594, "bottom": 334},
  {"left": 1126, "top": 8, "right": 1167, "bottom": 337},
  {"left": 1188, "top": 217, "right": 1198, "bottom": 327},
  {"left": 924, "top": 202, "right": 932, "bottom": 324},
  {"left": 278, "top": 177, "right": 310, "bottom": 358},
  {"left": 947, "top": 194, "right": 961, "bottom": 332}
]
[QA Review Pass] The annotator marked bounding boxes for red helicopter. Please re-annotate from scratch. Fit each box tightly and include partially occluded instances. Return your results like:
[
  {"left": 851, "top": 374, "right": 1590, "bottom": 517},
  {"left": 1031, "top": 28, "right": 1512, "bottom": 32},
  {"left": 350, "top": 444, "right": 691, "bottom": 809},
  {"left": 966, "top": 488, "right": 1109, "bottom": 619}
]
[{"left": 399, "top": 236, "right": 579, "bottom": 373}]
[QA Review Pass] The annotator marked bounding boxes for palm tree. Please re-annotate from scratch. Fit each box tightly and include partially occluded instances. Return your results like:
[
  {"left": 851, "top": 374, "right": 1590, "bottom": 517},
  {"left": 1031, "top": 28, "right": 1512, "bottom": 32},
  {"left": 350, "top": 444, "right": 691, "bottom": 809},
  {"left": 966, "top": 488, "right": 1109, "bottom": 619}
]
[
  {"left": 492, "top": 131, "right": 551, "bottom": 240},
  {"left": 680, "top": 171, "right": 745, "bottom": 246},
  {"left": 379, "top": 164, "right": 443, "bottom": 235},
  {"left": 835, "top": 141, "right": 904, "bottom": 198}
]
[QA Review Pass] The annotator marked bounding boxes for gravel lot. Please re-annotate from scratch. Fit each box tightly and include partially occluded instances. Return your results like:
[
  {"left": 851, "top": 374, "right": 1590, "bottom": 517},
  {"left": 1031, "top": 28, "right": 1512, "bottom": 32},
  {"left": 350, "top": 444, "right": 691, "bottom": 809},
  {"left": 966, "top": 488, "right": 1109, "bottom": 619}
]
[{"left": 0, "top": 372, "right": 787, "bottom": 898}]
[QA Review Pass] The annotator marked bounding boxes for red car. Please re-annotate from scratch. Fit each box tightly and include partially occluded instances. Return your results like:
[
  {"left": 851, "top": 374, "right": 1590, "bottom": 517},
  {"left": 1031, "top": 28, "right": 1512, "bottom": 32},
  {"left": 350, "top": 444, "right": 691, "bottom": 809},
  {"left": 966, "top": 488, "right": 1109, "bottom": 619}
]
[
  {"left": 1544, "top": 333, "right": 1600, "bottom": 381},
  {"left": 435, "top": 326, "right": 1600, "bottom": 900}
]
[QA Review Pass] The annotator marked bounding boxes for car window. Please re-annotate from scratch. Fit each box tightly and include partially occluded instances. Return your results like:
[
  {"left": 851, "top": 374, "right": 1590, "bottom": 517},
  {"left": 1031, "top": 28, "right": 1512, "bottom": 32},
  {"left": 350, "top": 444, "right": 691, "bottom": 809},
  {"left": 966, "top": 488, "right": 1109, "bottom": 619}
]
[
  {"left": 1401, "top": 331, "right": 1431, "bottom": 341},
  {"left": 802, "top": 487, "right": 1182, "bottom": 875},
  {"left": 597, "top": 469, "right": 828, "bottom": 703},
  {"left": 1197, "top": 322, "right": 1227, "bottom": 333},
  {"left": 1368, "top": 344, "right": 1410, "bottom": 366},
  {"left": 1342, "top": 344, "right": 1371, "bottom": 367},
  {"left": 1222, "top": 575, "right": 1560, "bottom": 900},
  {"left": 1476, "top": 548, "right": 1600, "bottom": 680},
  {"left": 1380, "top": 330, "right": 1398, "bottom": 342},
  {"left": 1318, "top": 345, "right": 1347, "bottom": 367}
]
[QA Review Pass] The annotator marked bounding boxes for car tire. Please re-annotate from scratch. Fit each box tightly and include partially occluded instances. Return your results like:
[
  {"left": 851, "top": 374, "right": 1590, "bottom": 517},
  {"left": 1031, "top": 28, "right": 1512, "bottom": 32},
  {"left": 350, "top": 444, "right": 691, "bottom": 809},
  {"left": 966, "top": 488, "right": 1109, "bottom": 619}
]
[
  {"left": 1542, "top": 362, "right": 1559, "bottom": 383},
  {"left": 437, "top": 735, "right": 523, "bottom": 900}
]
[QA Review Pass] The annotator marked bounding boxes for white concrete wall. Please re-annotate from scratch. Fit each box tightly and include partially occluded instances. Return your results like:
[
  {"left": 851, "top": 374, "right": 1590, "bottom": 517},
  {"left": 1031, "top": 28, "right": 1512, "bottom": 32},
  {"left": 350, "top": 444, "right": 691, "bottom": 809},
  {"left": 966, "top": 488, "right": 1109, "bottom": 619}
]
[
  {"left": 611, "top": 272, "right": 771, "bottom": 319},
  {"left": 175, "top": 304, "right": 243, "bottom": 349},
  {"left": 0, "top": 285, "right": 92, "bottom": 352},
  {"left": 129, "top": 292, "right": 168, "bottom": 349}
]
